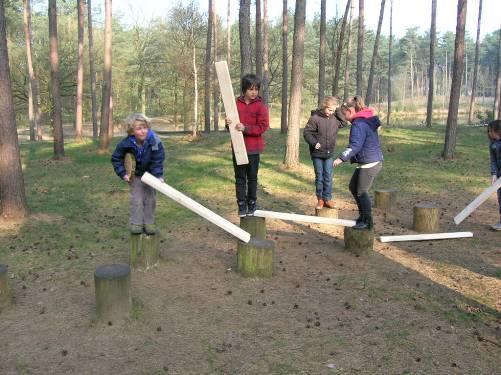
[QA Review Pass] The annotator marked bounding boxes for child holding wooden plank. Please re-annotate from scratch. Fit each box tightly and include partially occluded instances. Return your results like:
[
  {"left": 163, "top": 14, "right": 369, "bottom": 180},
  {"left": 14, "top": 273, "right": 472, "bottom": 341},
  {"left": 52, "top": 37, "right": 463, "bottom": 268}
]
[
  {"left": 333, "top": 96, "right": 383, "bottom": 230},
  {"left": 488, "top": 120, "right": 501, "bottom": 231},
  {"left": 303, "top": 96, "right": 348, "bottom": 210},
  {"left": 111, "top": 113, "right": 165, "bottom": 234},
  {"left": 225, "top": 74, "right": 269, "bottom": 217}
]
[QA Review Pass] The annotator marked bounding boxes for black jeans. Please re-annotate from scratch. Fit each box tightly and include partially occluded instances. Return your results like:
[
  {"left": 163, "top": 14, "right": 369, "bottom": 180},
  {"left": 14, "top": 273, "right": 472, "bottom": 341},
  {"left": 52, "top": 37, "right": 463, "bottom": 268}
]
[
  {"left": 233, "top": 153, "right": 260, "bottom": 202},
  {"left": 349, "top": 162, "right": 383, "bottom": 218}
]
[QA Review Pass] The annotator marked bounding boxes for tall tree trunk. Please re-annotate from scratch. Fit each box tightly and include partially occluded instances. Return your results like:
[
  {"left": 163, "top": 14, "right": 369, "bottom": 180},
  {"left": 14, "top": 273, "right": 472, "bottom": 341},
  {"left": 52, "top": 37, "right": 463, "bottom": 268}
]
[
  {"left": 343, "top": 1, "right": 354, "bottom": 100},
  {"left": 284, "top": 0, "right": 306, "bottom": 168},
  {"left": 0, "top": 0, "right": 29, "bottom": 219},
  {"left": 204, "top": 0, "right": 213, "bottom": 132},
  {"left": 49, "top": 0, "right": 64, "bottom": 159},
  {"left": 332, "top": 0, "right": 351, "bottom": 97},
  {"left": 193, "top": 42, "right": 199, "bottom": 137},
  {"left": 386, "top": 0, "right": 392, "bottom": 127},
  {"left": 226, "top": 0, "right": 231, "bottom": 64},
  {"left": 356, "top": 0, "right": 364, "bottom": 95},
  {"left": 468, "top": 0, "right": 482, "bottom": 124},
  {"left": 442, "top": 0, "right": 467, "bottom": 160},
  {"left": 365, "top": 0, "right": 385, "bottom": 105},
  {"left": 23, "top": 0, "right": 40, "bottom": 142},
  {"left": 174, "top": 76, "right": 178, "bottom": 130},
  {"left": 213, "top": 14, "right": 219, "bottom": 131},
  {"left": 280, "top": 0, "right": 288, "bottom": 134},
  {"left": 425, "top": 0, "right": 437, "bottom": 127},
  {"left": 239, "top": 0, "right": 252, "bottom": 76},
  {"left": 75, "top": 0, "right": 84, "bottom": 142},
  {"left": 87, "top": 0, "right": 98, "bottom": 139},
  {"left": 493, "top": 28, "right": 501, "bottom": 120},
  {"left": 255, "top": 0, "right": 263, "bottom": 79},
  {"left": 99, "top": 0, "right": 112, "bottom": 152},
  {"left": 317, "top": 0, "right": 326, "bottom": 106},
  {"left": 262, "top": 0, "right": 270, "bottom": 104}
]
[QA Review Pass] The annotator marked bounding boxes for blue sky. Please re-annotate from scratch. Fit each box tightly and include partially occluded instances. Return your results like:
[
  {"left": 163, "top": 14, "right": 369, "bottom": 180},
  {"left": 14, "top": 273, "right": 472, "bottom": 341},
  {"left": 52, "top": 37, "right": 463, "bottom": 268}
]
[{"left": 114, "top": 0, "right": 499, "bottom": 40}]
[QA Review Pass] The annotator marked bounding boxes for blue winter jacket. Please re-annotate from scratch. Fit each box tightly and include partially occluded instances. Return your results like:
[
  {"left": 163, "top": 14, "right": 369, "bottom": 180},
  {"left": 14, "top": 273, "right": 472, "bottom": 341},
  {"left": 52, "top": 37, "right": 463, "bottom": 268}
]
[
  {"left": 490, "top": 139, "right": 501, "bottom": 175},
  {"left": 339, "top": 113, "right": 383, "bottom": 164},
  {"left": 111, "top": 129, "right": 165, "bottom": 178}
]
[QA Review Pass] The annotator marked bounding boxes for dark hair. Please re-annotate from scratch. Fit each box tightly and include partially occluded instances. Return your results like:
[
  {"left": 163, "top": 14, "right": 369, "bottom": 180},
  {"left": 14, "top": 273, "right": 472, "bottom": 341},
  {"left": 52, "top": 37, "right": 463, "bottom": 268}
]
[
  {"left": 241, "top": 74, "right": 261, "bottom": 94},
  {"left": 488, "top": 119, "right": 501, "bottom": 139}
]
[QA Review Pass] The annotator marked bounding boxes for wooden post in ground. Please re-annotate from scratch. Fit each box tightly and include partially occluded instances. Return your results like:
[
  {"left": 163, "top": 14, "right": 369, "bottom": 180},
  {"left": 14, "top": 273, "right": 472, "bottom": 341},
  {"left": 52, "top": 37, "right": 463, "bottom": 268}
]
[
  {"left": 0, "top": 264, "right": 11, "bottom": 312},
  {"left": 413, "top": 203, "right": 440, "bottom": 233},
  {"left": 315, "top": 207, "right": 338, "bottom": 218},
  {"left": 237, "top": 239, "right": 275, "bottom": 277},
  {"left": 130, "top": 233, "right": 160, "bottom": 270},
  {"left": 94, "top": 264, "right": 131, "bottom": 323},
  {"left": 240, "top": 216, "right": 266, "bottom": 239},
  {"left": 375, "top": 188, "right": 398, "bottom": 211},
  {"left": 344, "top": 227, "right": 374, "bottom": 255}
]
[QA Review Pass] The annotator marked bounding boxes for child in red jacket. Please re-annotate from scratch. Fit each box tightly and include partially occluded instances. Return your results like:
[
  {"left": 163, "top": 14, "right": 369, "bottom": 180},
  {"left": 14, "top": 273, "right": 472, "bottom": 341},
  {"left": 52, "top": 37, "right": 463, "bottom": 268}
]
[{"left": 225, "top": 74, "right": 270, "bottom": 217}]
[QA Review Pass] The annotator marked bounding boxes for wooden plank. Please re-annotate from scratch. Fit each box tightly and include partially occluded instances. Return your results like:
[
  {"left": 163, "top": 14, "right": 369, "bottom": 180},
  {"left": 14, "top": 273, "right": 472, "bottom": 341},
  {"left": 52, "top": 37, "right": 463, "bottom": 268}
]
[
  {"left": 214, "top": 61, "right": 248, "bottom": 165},
  {"left": 379, "top": 232, "right": 473, "bottom": 243},
  {"left": 141, "top": 173, "right": 251, "bottom": 243},
  {"left": 254, "top": 210, "right": 356, "bottom": 227},
  {"left": 454, "top": 177, "right": 501, "bottom": 224}
]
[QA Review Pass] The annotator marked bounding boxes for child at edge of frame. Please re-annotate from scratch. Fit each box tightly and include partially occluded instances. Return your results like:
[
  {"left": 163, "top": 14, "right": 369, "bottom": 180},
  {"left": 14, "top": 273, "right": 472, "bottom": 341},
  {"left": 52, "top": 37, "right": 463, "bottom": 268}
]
[
  {"left": 111, "top": 113, "right": 165, "bottom": 235},
  {"left": 225, "top": 73, "right": 270, "bottom": 217},
  {"left": 488, "top": 119, "right": 501, "bottom": 231}
]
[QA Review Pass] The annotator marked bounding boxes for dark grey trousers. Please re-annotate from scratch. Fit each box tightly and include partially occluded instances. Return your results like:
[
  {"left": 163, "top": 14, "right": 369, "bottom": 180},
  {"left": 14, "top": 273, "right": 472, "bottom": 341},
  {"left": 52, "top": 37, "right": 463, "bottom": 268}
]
[{"left": 130, "top": 177, "right": 156, "bottom": 225}]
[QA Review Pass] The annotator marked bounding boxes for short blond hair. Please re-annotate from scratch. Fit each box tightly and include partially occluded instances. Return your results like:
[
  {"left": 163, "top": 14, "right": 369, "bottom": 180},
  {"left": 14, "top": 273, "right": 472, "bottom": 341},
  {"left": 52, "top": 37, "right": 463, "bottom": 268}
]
[
  {"left": 125, "top": 113, "right": 151, "bottom": 135},
  {"left": 320, "top": 96, "right": 340, "bottom": 111}
]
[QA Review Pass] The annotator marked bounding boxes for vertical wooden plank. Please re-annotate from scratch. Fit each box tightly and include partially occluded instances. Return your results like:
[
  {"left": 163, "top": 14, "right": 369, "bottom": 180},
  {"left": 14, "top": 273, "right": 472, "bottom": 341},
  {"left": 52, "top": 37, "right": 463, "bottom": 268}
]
[{"left": 215, "top": 61, "right": 248, "bottom": 165}]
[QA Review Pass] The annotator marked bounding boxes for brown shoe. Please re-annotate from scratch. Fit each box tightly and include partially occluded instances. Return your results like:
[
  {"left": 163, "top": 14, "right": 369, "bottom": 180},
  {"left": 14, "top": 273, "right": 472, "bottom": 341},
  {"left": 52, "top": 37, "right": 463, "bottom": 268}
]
[
  {"left": 316, "top": 199, "right": 324, "bottom": 209},
  {"left": 323, "top": 200, "right": 336, "bottom": 209}
]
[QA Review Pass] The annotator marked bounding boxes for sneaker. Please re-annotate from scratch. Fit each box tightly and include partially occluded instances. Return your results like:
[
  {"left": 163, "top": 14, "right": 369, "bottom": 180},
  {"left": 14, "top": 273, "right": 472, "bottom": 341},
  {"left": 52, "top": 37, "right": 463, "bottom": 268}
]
[
  {"left": 316, "top": 199, "right": 324, "bottom": 209},
  {"left": 144, "top": 224, "right": 158, "bottom": 235},
  {"left": 323, "top": 200, "right": 335, "bottom": 209},
  {"left": 130, "top": 224, "right": 143, "bottom": 234},
  {"left": 237, "top": 201, "right": 247, "bottom": 217},
  {"left": 491, "top": 222, "right": 501, "bottom": 231},
  {"left": 247, "top": 200, "right": 256, "bottom": 216}
]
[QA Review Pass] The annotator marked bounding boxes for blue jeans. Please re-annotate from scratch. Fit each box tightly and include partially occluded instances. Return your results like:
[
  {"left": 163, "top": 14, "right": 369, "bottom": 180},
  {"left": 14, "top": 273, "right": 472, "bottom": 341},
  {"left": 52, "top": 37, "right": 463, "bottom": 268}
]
[{"left": 312, "top": 157, "right": 334, "bottom": 201}]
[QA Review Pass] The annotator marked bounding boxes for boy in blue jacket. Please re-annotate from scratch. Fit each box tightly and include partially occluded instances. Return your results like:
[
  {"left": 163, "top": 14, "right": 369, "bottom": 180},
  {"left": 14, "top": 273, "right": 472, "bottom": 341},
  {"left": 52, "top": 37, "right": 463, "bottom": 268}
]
[
  {"left": 111, "top": 113, "right": 165, "bottom": 234},
  {"left": 334, "top": 97, "right": 383, "bottom": 230}
]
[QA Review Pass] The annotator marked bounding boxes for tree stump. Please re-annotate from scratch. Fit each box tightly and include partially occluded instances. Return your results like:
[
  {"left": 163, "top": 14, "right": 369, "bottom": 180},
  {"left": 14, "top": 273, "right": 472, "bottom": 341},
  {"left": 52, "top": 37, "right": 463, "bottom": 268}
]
[
  {"left": 94, "top": 264, "right": 131, "bottom": 323},
  {"left": 315, "top": 207, "right": 338, "bottom": 218},
  {"left": 344, "top": 227, "right": 374, "bottom": 255},
  {"left": 130, "top": 233, "right": 160, "bottom": 270},
  {"left": 413, "top": 203, "right": 440, "bottom": 233},
  {"left": 375, "top": 188, "right": 398, "bottom": 211},
  {"left": 0, "top": 264, "right": 11, "bottom": 312},
  {"left": 240, "top": 216, "right": 266, "bottom": 239},
  {"left": 237, "top": 239, "right": 275, "bottom": 278}
]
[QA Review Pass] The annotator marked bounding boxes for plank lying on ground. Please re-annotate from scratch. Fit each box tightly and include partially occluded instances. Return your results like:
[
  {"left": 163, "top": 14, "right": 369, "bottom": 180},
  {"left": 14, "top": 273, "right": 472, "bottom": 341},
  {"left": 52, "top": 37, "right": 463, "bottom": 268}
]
[
  {"left": 379, "top": 232, "right": 473, "bottom": 243},
  {"left": 254, "top": 210, "right": 356, "bottom": 227},
  {"left": 215, "top": 61, "right": 248, "bottom": 165},
  {"left": 454, "top": 177, "right": 501, "bottom": 224},
  {"left": 142, "top": 172, "right": 251, "bottom": 243}
]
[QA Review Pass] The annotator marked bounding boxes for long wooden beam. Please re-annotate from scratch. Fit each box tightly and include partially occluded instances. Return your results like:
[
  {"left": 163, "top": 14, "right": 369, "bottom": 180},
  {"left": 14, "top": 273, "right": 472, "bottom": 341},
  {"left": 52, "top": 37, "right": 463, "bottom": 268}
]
[
  {"left": 141, "top": 173, "right": 251, "bottom": 243},
  {"left": 454, "top": 177, "right": 501, "bottom": 224},
  {"left": 254, "top": 210, "right": 356, "bottom": 227},
  {"left": 379, "top": 232, "right": 473, "bottom": 243},
  {"left": 215, "top": 61, "right": 248, "bottom": 165}
]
